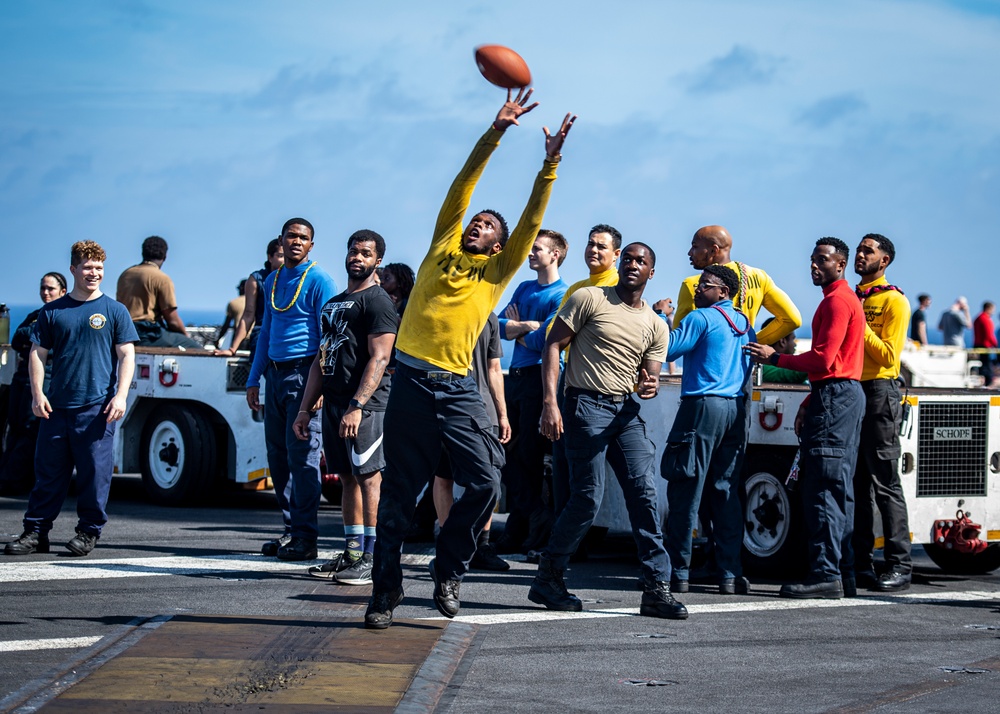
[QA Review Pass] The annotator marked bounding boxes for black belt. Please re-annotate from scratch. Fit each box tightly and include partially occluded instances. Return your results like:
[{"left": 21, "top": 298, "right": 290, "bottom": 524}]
[
  {"left": 566, "top": 387, "right": 627, "bottom": 403},
  {"left": 396, "top": 362, "right": 463, "bottom": 382},
  {"left": 811, "top": 377, "right": 856, "bottom": 390},
  {"left": 508, "top": 364, "right": 542, "bottom": 377},
  {"left": 271, "top": 356, "right": 315, "bottom": 371}
]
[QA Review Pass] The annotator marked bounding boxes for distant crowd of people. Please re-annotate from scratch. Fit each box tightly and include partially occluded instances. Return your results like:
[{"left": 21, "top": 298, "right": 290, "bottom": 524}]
[{"left": 6, "top": 90, "right": 998, "bottom": 629}]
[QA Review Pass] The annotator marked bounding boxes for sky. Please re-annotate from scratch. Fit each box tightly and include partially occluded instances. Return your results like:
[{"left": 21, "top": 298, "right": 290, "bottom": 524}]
[{"left": 2, "top": 0, "right": 999, "bottom": 331}]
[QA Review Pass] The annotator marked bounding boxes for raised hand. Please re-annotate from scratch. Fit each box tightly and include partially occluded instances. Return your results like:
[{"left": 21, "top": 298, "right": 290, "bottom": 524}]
[
  {"left": 543, "top": 113, "right": 576, "bottom": 159},
  {"left": 494, "top": 88, "right": 539, "bottom": 131}
]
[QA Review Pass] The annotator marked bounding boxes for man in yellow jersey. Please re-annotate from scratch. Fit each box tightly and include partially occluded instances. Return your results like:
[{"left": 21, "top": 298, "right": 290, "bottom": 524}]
[
  {"left": 365, "top": 90, "right": 576, "bottom": 630},
  {"left": 852, "top": 233, "right": 912, "bottom": 592},
  {"left": 674, "top": 225, "right": 801, "bottom": 343},
  {"left": 544, "top": 225, "right": 621, "bottom": 522}
]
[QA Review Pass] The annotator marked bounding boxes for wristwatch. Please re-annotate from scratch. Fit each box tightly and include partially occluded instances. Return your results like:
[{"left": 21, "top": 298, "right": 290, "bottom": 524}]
[
  {"left": 769, "top": 352, "right": 781, "bottom": 366},
  {"left": 349, "top": 398, "right": 365, "bottom": 410}
]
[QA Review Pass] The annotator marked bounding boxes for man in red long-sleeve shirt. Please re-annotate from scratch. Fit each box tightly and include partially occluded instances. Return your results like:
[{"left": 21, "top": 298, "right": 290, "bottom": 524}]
[
  {"left": 973, "top": 302, "right": 997, "bottom": 387},
  {"left": 746, "top": 237, "right": 865, "bottom": 599}
]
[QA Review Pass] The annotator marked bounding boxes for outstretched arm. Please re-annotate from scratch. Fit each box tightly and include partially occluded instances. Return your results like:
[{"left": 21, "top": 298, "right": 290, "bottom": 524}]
[
  {"left": 431, "top": 89, "right": 540, "bottom": 255},
  {"left": 495, "top": 112, "right": 577, "bottom": 280}
]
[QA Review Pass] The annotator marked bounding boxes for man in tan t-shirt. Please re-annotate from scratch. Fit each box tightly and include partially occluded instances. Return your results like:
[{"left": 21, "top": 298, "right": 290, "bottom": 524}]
[
  {"left": 529, "top": 242, "right": 687, "bottom": 621},
  {"left": 116, "top": 235, "right": 201, "bottom": 349}
]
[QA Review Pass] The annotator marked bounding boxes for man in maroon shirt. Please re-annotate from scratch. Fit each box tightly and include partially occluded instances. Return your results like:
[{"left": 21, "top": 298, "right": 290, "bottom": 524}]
[
  {"left": 973, "top": 302, "right": 997, "bottom": 387},
  {"left": 746, "top": 237, "right": 865, "bottom": 599}
]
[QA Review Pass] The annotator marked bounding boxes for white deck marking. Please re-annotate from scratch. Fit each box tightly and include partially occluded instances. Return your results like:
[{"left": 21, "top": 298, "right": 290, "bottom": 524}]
[
  {"left": 0, "top": 637, "right": 103, "bottom": 653},
  {"left": 441, "top": 589, "right": 1000, "bottom": 625}
]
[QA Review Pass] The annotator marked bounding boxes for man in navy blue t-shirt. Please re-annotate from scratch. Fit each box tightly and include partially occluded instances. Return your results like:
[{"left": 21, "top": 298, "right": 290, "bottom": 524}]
[{"left": 5, "top": 240, "right": 138, "bottom": 557}]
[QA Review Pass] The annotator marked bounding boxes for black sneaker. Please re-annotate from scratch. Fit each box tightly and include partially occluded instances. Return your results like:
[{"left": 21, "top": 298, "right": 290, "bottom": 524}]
[
  {"left": 365, "top": 587, "right": 404, "bottom": 630},
  {"left": 67, "top": 530, "right": 98, "bottom": 556},
  {"left": 428, "top": 558, "right": 461, "bottom": 618},
  {"left": 261, "top": 534, "right": 291, "bottom": 557},
  {"left": 640, "top": 581, "right": 689, "bottom": 620},
  {"left": 276, "top": 537, "right": 318, "bottom": 561},
  {"left": 470, "top": 542, "right": 510, "bottom": 572},
  {"left": 5, "top": 531, "right": 50, "bottom": 556},
  {"left": 307, "top": 552, "right": 358, "bottom": 579},
  {"left": 336, "top": 553, "right": 374, "bottom": 586}
]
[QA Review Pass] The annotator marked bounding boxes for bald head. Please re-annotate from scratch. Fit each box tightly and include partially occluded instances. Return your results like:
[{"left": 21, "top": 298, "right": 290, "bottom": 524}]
[{"left": 688, "top": 225, "right": 733, "bottom": 269}]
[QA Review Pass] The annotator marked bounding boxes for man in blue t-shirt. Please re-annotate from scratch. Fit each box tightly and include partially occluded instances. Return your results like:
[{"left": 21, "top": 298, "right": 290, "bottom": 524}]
[
  {"left": 495, "top": 229, "right": 568, "bottom": 554},
  {"left": 5, "top": 241, "right": 138, "bottom": 557},
  {"left": 662, "top": 265, "right": 755, "bottom": 596},
  {"left": 247, "top": 218, "right": 338, "bottom": 561}
]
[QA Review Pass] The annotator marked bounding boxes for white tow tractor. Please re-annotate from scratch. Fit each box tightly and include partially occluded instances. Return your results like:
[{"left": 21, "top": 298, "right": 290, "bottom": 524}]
[{"left": 594, "top": 373, "right": 1000, "bottom": 576}]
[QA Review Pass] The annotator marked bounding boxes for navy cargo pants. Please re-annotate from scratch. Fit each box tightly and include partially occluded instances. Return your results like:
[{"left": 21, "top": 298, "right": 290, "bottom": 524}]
[
  {"left": 373, "top": 363, "right": 505, "bottom": 594},
  {"left": 799, "top": 379, "right": 865, "bottom": 583},
  {"left": 544, "top": 388, "right": 671, "bottom": 585},
  {"left": 23, "top": 401, "right": 116, "bottom": 537}
]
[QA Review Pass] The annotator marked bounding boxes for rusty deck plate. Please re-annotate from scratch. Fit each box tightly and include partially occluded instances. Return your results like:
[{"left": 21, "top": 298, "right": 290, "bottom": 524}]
[{"left": 35, "top": 614, "right": 475, "bottom": 713}]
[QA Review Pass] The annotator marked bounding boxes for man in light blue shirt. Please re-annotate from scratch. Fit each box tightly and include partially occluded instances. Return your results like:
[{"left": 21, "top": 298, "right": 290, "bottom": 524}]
[
  {"left": 662, "top": 264, "right": 754, "bottom": 596},
  {"left": 495, "top": 229, "right": 568, "bottom": 554},
  {"left": 247, "top": 217, "right": 338, "bottom": 561}
]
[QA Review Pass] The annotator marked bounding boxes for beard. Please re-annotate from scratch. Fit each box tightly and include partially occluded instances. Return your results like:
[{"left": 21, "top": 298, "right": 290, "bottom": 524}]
[{"left": 348, "top": 263, "right": 377, "bottom": 282}]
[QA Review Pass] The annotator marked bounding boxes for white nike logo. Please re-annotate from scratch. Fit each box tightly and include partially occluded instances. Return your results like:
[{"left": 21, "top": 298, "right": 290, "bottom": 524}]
[{"left": 351, "top": 434, "right": 384, "bottom": 467}]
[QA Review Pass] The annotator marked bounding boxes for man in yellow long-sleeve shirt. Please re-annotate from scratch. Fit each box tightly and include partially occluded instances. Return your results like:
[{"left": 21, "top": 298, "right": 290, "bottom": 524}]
[
  {"left": 674, "top": 225, "right": 801, "bottom": 344},
  {"left": 852, "top": 233, "right": 912, "bottom": 593},
  {"left": 365, "top": 90, "right": 576, "bottom": 629}
]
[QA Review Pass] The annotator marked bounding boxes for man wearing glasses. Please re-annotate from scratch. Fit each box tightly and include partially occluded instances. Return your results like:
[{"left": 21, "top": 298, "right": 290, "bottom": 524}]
[{"left": 661, "top": 265, "right": 755, "bottom": 595}]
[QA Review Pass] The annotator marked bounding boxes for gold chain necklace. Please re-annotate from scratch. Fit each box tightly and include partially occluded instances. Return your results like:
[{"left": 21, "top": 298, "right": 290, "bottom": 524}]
[{"left": 270, "top": 262, "right": 315, "bottom": 312}]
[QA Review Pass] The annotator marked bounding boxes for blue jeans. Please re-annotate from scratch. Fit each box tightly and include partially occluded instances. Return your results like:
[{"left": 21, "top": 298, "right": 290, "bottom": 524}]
[
  {"left": 24, "top": 401, "right": 116, "bottom": 537},
  {"left": 373, "top": 363, "right": 505, "bottom": 593},
  {"left": 799, "top": 379, "right": 864, "bottom": 582},
  {"left": 264, "top": 362, "right": 322, "bottom": 541},
  {"left": 662, "top": 396, "right": 745, "bottom": 581},
  {"left": 545, "top": 389, "right": 670, "bottom": 585}
]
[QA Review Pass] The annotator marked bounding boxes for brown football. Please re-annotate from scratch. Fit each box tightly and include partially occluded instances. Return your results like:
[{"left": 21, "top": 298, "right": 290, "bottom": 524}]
[{"left": 474, "top": 45, "right": 532, "bottom": 89}]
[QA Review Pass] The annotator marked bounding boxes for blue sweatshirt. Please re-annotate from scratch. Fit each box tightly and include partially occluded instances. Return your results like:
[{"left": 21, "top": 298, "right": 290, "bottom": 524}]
[
  {"left": 498, "top": 278, "right": 568, "bottom": 369},
  {"left": 247, "top": 260, "right": 338, "bottom": 388},
  {"left": 666, "top": 299, "right": 755, "bottom": 397}
]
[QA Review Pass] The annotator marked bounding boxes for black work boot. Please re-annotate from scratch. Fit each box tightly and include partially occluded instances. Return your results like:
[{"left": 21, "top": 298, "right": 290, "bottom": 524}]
[
  {"left": 364, "top": 587, "right": 404, "bottom": 630},
  {"left": 640, "top": 581, "right": 689, "bottom": 620},
  {"left": 5, "top": 531, "right": 50, "bottom": 556},
  {"left": 276, "top": 537, "right": 318, "bottom": 561},
  {"left": 428, "top": 558, "right": 461, "bottom": 618},
  {"left": 67, "top": 530, "right": 98, "bottom": 556},
  {"left": 528, "top": 556, "right": 582, "bottom": 612}
]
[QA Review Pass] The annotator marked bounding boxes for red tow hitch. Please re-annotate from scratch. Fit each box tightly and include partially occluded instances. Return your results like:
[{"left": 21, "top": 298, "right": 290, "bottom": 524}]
[{"left": 932, "top": 510, "right": 989, "bottom": 555}]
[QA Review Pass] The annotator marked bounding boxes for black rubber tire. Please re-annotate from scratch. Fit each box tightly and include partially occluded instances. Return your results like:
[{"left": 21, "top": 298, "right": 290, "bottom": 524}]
[
  {"left": 140, "top": 403, "right": 218, "bottom": 506},
  {"left": 924, "top": 542, "right": 1000, "bottom": 575},
  {"left": 741, "top": 448, "right": 808, "bottom": 578}
]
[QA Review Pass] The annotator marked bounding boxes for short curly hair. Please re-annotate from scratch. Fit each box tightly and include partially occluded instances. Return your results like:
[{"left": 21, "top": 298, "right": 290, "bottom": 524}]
[
  {"left": 70, "top": 240, "right": 107, "bottom": 266},
  {"left": 703, "top": 264, "right": 739, "bottom": 299}
]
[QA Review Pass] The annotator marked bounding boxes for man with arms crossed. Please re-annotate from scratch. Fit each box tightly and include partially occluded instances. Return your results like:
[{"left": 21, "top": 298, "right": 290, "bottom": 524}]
[
  {"left": 532, "top": 243, "right": 687, "bottom": 620},
  {"left": 853, "top": 233, "right": 912, "bottom": 591},
  {"left": 662, "top": 265, "right": 754, "bottom": 595},
  {"left": 496, "top": 228, "right": 568, "bottom": 554},
  {"left": 5, "top": 241, "right": 137, "bottom": 557},
  {"left": 294, "top": 230, "right": 396, "bottom": 585},
  {"left": 247, "top": 218, "right": 338, "bottom": 561},
  {"left": 747, "top": 238, "right": 865, "bottom": 599},
  {"left": 674, "top": 225, "right": 800, "bottom": 344},
  {"left": 365, "top": 91, "right": 575, "bottom": 629}
]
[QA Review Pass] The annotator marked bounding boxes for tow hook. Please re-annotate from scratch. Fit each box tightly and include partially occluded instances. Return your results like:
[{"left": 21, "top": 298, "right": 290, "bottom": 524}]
[
  {"left": 759, "top": 396, "right": 783, "bottom": 431},
  {"left": 159, "top": 358, "right": 179, "bottom": 387},
  {"left": 932, "top": 510, "right": 988, "bottom": 555}
]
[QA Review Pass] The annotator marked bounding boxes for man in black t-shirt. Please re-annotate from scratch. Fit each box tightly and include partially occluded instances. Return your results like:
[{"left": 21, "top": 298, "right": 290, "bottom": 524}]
[
  {"left": 910, "top": 294, "right": 930, "bottom": 345},
  {"left": 294, "top": 230, "right": 397, "bottom": 586}
]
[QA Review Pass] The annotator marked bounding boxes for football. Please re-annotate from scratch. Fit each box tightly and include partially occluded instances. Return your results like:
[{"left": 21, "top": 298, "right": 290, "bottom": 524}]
[{"left": 474, "top": 45, "right": 532, "bottom": 89}]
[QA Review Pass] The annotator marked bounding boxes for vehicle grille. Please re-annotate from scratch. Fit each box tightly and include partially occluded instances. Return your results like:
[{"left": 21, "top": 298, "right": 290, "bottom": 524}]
[
  {"left": 227, "top": 360, "right": 251, "bottom": 392},
  {"left": 916, "top": 401, "right": 988, "bottom": 497}
]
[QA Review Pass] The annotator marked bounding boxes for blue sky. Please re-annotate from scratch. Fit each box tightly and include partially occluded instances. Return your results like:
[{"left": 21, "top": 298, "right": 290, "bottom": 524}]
[{"left": 2, "top": 0, "right": 999, "bottom": 331}]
